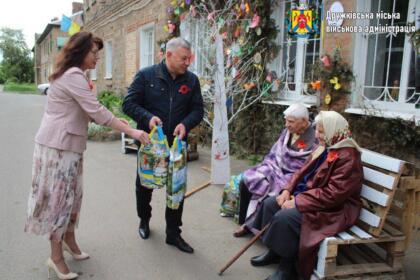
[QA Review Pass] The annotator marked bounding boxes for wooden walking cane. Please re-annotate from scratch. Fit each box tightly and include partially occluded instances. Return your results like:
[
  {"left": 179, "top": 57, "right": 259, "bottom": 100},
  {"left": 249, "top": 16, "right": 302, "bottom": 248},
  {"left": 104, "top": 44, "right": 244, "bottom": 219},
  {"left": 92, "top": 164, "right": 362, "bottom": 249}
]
[
  {"left": 218, "top": 223, "right": 270, "bottom": 276},
  {"left": 184, "top": 180, "right": 212, "bottom": 198}
]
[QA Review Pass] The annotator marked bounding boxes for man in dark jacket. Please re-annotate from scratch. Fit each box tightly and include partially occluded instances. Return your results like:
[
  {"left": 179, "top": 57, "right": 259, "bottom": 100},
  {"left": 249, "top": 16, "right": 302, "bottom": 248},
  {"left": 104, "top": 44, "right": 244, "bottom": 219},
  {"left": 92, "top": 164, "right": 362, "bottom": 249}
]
[{"left": 122, "top": 37, "right": 204, "bottom": 254}]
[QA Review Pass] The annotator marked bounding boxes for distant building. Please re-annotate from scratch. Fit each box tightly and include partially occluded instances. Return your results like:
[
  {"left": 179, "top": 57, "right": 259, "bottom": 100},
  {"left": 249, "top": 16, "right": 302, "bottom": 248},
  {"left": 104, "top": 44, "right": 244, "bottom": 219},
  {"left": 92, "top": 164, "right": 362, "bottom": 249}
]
[
  {"left": 83, "top": 0, "right": 170, "bottom": 94},
  {"left": 33, "top": 2, "right": 84, "bottom": 84}
]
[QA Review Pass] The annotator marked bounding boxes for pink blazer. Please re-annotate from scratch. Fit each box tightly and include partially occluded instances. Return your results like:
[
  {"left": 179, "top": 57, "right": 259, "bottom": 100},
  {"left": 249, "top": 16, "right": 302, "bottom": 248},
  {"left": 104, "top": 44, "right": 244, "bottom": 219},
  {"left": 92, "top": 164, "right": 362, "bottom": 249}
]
[{"left": 35, "top": 67, "right": 114, "bottom": 154}]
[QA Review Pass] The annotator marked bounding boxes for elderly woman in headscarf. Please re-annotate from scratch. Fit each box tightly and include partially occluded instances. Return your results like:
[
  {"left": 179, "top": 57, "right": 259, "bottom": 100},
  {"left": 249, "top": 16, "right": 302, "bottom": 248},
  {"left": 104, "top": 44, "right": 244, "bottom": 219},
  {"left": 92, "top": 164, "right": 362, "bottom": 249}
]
[
  {"left": 232, "top": 103, "right": 317, "bottom": 237},
  {"left": 250, "top": 111, "right": 363, "bottom": 280}
]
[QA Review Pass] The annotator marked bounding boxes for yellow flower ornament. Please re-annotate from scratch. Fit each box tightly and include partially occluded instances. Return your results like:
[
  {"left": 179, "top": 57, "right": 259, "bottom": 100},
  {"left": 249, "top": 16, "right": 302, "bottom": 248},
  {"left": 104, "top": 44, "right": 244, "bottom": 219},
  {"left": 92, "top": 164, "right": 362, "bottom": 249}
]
[{"left": 329, "top": 76, "right": 341, "bottom": 90}]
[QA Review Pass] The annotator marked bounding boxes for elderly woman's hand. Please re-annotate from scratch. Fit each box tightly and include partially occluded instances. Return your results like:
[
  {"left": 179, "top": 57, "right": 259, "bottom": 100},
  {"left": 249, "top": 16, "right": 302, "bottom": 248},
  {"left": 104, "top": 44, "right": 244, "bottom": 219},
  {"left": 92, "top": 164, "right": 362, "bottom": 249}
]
[
  {"left": 282, "top": 197, "right": 296, "bottom": 209},
  {"left": 276, "top": 190, "right": 290, "bottom": 207}
]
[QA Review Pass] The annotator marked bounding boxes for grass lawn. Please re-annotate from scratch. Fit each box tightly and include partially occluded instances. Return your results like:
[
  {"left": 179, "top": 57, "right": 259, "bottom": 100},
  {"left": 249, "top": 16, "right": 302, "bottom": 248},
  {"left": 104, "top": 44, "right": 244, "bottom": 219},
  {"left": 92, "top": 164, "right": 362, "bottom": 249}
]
[{"left": 3, "top": 82, "right": 37, "bottom": 93}]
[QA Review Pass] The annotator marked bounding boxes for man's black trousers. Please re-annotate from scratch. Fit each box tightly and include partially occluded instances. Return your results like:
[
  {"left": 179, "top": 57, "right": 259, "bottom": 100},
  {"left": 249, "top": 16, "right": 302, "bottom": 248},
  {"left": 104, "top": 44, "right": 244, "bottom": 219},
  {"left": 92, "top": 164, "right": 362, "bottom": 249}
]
[{"left": 135, "top": 174, "right": 184, "bottom": 237}]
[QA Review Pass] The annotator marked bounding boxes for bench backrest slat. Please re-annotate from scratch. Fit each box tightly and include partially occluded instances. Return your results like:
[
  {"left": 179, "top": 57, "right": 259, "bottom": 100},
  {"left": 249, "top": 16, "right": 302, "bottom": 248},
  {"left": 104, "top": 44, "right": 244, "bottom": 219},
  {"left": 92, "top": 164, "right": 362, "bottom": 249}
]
[
  {"left": 362, "top": 167, "right": 396, "bottom": 190},
  {"left": 356, "top": 149, "right": 407, "bottom": 237},
  {"left": 359, "top": 208, "right": 381, "bottom": 228},
  {"left": 360, "top": 184, "right": 389, "bottom": 206},
  {"left": 361, "top": 148, "right": 404, "bottom": 173},
  {"left": 348, "top": 225, "right": 372, "bottom": 239}
]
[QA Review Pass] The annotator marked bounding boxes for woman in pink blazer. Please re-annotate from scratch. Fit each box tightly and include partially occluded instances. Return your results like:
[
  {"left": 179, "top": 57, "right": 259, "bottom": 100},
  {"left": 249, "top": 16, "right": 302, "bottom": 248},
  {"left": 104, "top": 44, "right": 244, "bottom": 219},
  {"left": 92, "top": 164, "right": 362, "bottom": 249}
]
[{"left": 24, "top": 32, "right": 149, "bottom": 279}]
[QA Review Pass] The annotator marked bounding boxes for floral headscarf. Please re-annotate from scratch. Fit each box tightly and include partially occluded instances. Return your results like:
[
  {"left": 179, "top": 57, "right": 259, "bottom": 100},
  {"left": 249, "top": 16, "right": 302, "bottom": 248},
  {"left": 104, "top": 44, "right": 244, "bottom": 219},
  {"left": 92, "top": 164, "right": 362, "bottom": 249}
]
[{"left": 315, "top": 111, "right": 360, "bottom": 150}]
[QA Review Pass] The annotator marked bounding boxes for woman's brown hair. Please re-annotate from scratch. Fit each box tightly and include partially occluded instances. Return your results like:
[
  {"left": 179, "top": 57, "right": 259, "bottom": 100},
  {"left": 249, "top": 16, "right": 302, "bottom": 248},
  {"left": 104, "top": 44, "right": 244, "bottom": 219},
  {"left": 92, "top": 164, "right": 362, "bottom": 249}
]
[{"left": 49, "top": 31, "right": 103, "bottom": 81}]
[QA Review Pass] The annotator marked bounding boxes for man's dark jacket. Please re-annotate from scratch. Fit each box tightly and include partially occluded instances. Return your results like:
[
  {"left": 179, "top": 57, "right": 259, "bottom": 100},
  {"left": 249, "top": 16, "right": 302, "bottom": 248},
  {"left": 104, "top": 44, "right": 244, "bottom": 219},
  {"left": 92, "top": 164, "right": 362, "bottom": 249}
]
[{"left": 122, "top": 61, "right": 204, "bottom": 144}]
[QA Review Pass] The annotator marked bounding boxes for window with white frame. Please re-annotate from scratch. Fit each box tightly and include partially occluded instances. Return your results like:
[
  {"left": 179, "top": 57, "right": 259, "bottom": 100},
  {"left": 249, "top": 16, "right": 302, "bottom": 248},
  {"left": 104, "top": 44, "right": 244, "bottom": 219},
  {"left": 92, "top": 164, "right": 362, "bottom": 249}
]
[
  {"left": 139, "top": 23, "right": 155, "bottom": 70},
  {"left": 269, "top": 0, "right": 322, "bottom": 105},
  {"left": 180, "top": 17, "right": 210, "bottom": 77},
  {"left": 352, "top": 0, "right": 418, "bottom": 116},
  {"left": 105, "top": 41, "right": 112, "bottom": 79}
]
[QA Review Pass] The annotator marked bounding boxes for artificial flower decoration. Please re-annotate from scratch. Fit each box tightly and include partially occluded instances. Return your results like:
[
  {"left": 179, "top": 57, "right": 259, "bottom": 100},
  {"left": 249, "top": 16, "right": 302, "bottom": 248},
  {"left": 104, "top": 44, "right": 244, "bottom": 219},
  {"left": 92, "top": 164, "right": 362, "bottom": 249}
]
[
  {"left": 254, "top": 64, "right": 263, "bottom": 71},
  {"left": 190, "top": 5, "right": 197, "bottom": 17},
  {"left": 321, "top": 55, "right": 331, "bottom": 67},
  {"left": 243, "top": 82, "right": 256, "bottom": 90},
  {"left": 245, "top": 2, "right": 251, "bottom": 14},
  {"left": 179, "top": 13, "right": 187, "bottom": 21},
  {"left": 249, "top": 13, "right": 260, "bottom": 28},
  {"left": 168, "top": 23, "right": 176, "bottom": 33},
  {"left": 234, "top": 26, "right": 241, "bottom": 38},
  {"left": 324, "top": 93, "right": 332, "bottom": 105},
  {"left": 329, "top": 76, "right": 341, "bottom": 90},
  {"left": 296, "top": 139, "right": 306, "bottom": 150},
  {"left": 240, "top": 0, "right": 246, "bottom": 11},
  {"left": 327, "top": 150, "right": 338, "bottom": 163},
  {"left": 208, "top": 11, "right": 216, "bottom": 21},
  {"left": 311, "top": 80, "right": 321, "bottom": 90},
  {"left": 178, "top": 85, "right": 191, "bottom": 94}
]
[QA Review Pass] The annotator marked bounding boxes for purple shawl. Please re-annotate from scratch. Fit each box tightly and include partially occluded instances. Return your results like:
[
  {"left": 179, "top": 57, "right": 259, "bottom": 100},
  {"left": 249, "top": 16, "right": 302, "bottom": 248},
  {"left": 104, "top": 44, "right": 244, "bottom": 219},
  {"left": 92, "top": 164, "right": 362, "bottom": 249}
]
[{"left": 242, "top": 128, "right": 315, "bottom": 229}]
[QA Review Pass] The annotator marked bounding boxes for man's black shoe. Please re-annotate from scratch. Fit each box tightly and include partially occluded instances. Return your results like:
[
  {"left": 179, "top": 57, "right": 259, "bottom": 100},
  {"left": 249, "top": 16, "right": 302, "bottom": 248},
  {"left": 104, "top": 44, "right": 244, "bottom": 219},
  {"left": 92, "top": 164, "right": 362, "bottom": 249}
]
[
  {"left": 138, "top": 220, "right": 150, "bottom": 239},
  {"left": 251, "top": 250, "right": 280, "bottom": 267},
  {"left": 166, "top": 235, "right": 194, "bottom": 254}
]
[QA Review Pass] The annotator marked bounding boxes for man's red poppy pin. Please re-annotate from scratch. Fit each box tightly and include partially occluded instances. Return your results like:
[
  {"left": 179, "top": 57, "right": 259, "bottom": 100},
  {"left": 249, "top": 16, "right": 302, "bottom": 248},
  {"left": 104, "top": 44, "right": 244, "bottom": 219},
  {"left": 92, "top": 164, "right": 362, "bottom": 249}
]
[{"left": 178, "top": 85, "right": 190, "bottom": 94}]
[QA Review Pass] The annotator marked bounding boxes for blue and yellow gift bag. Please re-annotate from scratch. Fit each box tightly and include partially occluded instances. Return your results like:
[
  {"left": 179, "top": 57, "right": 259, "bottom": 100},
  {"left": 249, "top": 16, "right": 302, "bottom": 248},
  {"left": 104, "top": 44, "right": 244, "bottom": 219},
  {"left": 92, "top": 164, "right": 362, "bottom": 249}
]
[
  {"left": 220, "top": 173, "right": 243, "bottom": 221},
  {"left": 166, "top": 137, "right": 187, "bottom": 210},
  {"left": 138, "top": 125, "right": 170, "bottom": 189}
]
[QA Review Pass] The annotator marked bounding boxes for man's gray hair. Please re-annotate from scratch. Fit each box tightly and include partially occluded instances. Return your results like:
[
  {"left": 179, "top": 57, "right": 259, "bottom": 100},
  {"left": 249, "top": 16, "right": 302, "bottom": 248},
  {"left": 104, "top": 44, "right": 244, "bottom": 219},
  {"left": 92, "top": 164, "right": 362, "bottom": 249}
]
[
  {"left": 166, "top": 37, "right": 191, "bottom": 52},
  {"left": 283, "top": 103, "right": 309, "bottom": 120}
]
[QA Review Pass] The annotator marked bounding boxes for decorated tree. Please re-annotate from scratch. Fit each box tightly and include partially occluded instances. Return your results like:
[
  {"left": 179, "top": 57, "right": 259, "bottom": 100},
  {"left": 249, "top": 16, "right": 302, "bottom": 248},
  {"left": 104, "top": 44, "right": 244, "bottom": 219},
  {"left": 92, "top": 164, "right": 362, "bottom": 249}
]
[{"left": 164, "top": 0, "right": 278, "bottom": 184}]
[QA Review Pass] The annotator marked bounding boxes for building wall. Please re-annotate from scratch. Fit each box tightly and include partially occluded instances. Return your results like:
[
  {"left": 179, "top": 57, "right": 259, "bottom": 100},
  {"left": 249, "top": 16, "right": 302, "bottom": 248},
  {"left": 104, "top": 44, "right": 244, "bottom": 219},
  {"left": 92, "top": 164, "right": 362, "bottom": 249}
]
[
  {"left": 36, "top": 27, "right": 69, "bottom": 84},
  {"left": 83, "top": 0, "right": 170, "bottom": 95}
]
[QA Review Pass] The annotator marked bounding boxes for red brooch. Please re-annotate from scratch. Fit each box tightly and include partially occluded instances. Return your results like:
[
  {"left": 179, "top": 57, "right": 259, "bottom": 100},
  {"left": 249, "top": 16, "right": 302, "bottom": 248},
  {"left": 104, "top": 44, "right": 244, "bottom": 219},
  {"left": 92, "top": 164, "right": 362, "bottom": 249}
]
[
  {"left": 88, "top": 80, "right": 94, "bottom": 91},
  {"left": 327, "top": 150, "right": 339, "bottom": 163},
  {"left": 178, "top": 85, "right": 190, "bottom": 94},
  {"left": 296, "top": 140, "right": 306, "bottom": 150}
]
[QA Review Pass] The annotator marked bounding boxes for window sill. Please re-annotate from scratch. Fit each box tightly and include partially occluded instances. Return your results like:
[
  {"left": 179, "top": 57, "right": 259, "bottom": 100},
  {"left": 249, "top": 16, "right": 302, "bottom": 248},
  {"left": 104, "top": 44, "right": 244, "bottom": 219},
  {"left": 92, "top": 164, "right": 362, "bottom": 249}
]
[
  {"left": 104, "top": 76, "right": 112, "bottom": 80},
  {"left": 262, "top": 100, "right": 316, "bottom": 108},
  {"left": 91, "top": 78, "right": 97, "bottom": 81},
  {"left": 345, "top": 107, "right": 420, "bottom": 126}
]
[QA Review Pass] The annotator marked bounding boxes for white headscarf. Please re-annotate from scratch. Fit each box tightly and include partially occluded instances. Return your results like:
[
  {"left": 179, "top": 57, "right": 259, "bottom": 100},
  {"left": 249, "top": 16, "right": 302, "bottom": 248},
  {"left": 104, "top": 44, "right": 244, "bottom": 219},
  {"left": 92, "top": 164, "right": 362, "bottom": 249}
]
[{"left": 315, "top": 111, "right": 360, "bottom": 151}]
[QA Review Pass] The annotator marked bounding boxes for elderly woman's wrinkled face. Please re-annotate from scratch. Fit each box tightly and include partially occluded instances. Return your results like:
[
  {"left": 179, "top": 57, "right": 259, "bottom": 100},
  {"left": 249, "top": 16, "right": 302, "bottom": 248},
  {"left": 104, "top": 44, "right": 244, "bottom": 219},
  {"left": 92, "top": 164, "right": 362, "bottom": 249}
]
[
  {"left": 285, "top": 116, "right": 308, "bottom": 135},
  {"left": 315, "top": 122, "right": 326, "bottom": 146}
]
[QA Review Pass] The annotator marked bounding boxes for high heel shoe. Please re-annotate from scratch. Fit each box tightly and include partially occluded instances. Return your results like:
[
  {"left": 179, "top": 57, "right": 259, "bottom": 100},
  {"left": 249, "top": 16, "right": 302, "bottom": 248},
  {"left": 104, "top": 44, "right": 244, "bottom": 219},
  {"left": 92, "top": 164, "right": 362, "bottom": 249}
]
[
  {"left": 62, "top": 242, "right": 90, "bottom": 260},
  {"left": 46, "top": 257, "right": 78, "bottom": 279}
]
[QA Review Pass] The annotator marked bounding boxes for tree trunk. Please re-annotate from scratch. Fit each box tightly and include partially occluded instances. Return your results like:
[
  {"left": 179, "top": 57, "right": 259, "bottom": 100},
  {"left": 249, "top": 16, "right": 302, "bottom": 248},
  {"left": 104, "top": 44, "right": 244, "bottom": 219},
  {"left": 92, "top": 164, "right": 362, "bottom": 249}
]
[{"left": 211, "top": 33, "right": 231, "bottom": 184}]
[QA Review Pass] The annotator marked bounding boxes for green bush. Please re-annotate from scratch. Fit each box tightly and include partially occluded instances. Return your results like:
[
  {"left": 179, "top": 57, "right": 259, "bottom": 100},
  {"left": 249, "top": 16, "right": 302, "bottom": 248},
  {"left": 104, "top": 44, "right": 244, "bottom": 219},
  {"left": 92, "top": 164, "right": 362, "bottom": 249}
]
[
  {"left": 3, "top": 82, "right": 36, "bottom": 92},
  {"left": 0, "top": 67, "right": 6, "bottom": 84},
  {"left": 97, "top": 90, "right": 133, "bottom": 124}
]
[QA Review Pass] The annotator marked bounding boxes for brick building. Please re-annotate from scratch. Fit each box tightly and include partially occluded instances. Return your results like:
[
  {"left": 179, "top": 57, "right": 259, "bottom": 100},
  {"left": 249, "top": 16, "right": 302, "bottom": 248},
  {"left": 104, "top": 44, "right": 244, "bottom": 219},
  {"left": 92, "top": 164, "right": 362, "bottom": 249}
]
[
  {"left": 261, "top": 0, "right": 418, "bottom": 123},
  {"left": 83, "top": 0, "right": 170, "bottom": 95},
  {"left": 34, "top": 2, "right": 84, "bottom": 85}
]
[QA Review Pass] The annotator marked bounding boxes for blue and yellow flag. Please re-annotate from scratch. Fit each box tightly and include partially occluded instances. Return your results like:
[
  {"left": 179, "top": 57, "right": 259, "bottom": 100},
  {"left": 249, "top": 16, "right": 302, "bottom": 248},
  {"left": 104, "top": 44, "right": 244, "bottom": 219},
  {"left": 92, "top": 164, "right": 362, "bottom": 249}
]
[
  {"left": 68, "top": 21, "right": 81, "bottom": 36},
  {"left": 60, "top": 15, "right": 72, "bottom": 32}
]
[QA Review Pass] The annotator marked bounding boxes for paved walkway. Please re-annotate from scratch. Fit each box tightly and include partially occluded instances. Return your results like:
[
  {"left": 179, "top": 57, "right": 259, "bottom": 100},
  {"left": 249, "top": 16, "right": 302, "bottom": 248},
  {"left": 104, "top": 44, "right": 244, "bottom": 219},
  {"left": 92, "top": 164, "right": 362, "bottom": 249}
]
[{"left": 0, "top": 92, "right": 418, "bottom": 279}]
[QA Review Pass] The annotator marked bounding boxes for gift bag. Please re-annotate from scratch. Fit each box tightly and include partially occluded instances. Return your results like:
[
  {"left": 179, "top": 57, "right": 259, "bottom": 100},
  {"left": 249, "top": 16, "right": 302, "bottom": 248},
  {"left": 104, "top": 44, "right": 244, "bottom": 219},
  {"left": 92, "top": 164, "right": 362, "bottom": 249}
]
[
  {"left": 220, "top": 173, "right": 243, "bottom": 221},
  {"left": 138, "top": 125, "right": 170, "bottom": 189},
  {"left": 166, "top": 137, "right": 187, "bottom": 210}
]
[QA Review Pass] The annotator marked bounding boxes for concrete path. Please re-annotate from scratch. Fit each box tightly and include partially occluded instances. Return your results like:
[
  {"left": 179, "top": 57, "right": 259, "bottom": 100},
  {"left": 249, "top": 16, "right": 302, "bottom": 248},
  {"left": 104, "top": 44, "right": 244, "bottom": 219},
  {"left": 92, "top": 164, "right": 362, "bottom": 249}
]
[
  {"left": 0, "top": 92, "right": 273, "bottom": 280},
  {"left": 0, "top": 92, "right": 418, "bottom": 280}
]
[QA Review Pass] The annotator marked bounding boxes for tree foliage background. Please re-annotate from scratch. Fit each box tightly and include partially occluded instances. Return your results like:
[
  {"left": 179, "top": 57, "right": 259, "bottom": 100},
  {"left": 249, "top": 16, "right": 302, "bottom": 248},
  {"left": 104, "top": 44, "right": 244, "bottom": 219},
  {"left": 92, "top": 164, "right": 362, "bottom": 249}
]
[{"left": 0, "top": 27, "right": 34, "bottom": 84}]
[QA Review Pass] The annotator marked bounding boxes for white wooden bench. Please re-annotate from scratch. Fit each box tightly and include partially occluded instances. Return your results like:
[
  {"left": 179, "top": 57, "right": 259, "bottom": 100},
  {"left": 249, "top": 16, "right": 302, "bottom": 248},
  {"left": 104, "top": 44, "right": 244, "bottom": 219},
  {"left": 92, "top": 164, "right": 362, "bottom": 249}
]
[{"left": 313, "top": 148, "right": 417, "bottom": 279}]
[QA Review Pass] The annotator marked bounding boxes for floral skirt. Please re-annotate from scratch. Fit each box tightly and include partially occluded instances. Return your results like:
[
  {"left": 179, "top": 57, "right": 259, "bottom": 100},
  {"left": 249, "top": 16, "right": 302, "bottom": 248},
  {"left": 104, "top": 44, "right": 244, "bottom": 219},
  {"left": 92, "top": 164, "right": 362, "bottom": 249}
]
[{"left": 24, "top": 143, "right": 83, "bottom": 241}]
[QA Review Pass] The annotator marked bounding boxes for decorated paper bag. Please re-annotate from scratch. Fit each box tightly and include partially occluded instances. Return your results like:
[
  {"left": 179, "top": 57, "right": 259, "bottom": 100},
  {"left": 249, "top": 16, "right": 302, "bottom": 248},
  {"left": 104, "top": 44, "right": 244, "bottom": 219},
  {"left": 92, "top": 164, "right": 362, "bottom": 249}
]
[
  {"left": 166, "top": 137, "right": 187, "bottom": 210},
  {"left": 138, "top": 125, "right": 170, "bottom": 189},
  {"left": 220, "top": 173, "right": 243, "bottom": 221}
]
